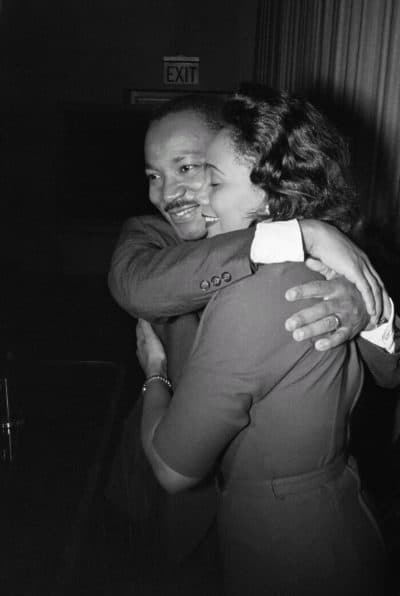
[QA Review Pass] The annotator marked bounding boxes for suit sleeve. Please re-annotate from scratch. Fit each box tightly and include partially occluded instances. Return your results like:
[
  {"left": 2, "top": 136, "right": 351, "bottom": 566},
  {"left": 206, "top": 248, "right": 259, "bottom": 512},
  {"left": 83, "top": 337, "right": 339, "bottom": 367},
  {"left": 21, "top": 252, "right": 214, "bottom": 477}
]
[
  {"left": 108, "top": 215, "right": 254, "bottom": 320},
  {"left": 356, "top": 336, "right": 400, "bottom": 389},
  {"left": 153, "top": 264, "right": 319, "bottom": 478}
]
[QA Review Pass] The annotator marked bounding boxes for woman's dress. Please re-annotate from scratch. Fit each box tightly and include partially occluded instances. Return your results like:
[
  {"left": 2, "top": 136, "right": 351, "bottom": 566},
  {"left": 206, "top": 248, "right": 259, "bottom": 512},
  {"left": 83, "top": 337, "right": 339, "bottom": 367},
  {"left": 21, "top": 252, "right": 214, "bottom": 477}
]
[{"left": 153, "top": 263, "right": 387, "bottom": 595}]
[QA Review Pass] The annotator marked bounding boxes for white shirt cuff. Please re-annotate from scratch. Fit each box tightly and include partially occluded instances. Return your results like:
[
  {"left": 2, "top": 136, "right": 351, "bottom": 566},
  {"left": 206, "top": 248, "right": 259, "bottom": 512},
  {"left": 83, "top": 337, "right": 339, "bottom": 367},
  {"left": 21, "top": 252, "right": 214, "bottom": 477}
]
[
  {"left": 250, "top": 220, "right": 304, "bottom": 264},
  {"left": 360, "top": 298, "right": 395, "bottom": 354}
]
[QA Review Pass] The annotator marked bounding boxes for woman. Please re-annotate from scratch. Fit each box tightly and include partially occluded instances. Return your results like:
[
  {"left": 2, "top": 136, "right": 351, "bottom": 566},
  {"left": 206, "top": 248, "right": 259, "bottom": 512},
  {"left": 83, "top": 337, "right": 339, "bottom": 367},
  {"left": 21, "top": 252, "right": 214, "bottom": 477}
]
[{"left": 137, "top": 91, "right": 387, "bottom": 595}]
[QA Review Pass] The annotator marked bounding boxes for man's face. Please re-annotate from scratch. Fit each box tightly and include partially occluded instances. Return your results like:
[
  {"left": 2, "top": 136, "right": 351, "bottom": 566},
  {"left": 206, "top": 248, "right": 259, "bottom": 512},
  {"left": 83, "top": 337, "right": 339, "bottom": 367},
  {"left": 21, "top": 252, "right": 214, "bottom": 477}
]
[{"left": 144, "top": 110, "right": 217, "bottom": 240}]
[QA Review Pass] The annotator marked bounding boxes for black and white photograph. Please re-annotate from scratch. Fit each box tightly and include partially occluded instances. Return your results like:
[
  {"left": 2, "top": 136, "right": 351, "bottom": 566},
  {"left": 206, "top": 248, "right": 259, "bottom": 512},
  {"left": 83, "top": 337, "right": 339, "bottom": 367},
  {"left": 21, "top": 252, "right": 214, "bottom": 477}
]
[{"left": 1, "top": 1, "right": 400, "bottom": 594}]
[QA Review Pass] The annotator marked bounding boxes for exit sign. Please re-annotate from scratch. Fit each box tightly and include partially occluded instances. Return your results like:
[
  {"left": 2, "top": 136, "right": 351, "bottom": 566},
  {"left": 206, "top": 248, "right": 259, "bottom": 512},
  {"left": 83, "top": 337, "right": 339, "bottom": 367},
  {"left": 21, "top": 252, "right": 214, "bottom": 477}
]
[{"left": 163, "top": 56, "right": 199, "bottom": 85}]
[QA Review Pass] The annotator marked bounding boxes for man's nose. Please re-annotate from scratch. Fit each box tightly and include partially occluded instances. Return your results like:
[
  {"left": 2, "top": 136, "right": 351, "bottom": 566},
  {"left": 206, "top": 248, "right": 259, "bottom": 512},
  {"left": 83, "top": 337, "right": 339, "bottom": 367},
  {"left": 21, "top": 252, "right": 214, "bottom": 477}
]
[{"left": 163, "top": 181, "right": 186, "bottom": 203}]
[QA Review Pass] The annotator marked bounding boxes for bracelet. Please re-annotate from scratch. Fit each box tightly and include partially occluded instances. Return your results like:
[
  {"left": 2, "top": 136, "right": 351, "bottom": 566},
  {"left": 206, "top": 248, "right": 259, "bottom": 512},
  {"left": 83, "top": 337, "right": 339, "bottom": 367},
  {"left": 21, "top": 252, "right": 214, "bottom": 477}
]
[{"left": 142, "top": 375, "right": 172, "bottom": 394}]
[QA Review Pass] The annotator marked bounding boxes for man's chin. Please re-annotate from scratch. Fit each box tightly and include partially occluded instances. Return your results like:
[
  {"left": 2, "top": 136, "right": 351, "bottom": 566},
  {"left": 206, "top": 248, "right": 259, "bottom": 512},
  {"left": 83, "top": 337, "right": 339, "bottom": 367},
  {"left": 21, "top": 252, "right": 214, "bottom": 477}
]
[{"left": 170, "top": 220, "right": 208, "bottom": 241}]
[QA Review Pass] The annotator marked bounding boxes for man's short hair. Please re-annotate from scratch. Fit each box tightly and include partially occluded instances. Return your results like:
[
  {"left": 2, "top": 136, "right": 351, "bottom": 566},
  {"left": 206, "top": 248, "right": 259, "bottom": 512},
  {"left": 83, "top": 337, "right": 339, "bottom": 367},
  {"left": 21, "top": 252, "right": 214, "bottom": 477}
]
[{"left": 149, "top": 93, "right": 225, "bottom": 132}]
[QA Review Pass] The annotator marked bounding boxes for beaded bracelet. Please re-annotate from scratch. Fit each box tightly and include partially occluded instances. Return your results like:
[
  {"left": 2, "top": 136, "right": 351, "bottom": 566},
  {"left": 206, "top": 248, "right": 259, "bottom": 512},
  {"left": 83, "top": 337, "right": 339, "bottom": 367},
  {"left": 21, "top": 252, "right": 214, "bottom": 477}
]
[{"left": 142, "top": 374, "right": 173, "bottom": 393}]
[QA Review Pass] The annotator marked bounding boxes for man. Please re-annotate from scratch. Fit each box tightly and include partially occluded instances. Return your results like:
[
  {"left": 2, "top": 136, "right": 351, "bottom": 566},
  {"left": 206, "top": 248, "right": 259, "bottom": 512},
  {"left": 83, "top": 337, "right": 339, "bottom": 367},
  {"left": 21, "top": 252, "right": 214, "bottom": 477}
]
[{"left": 107, "top": 95, "right": 398, "bottom": 588}]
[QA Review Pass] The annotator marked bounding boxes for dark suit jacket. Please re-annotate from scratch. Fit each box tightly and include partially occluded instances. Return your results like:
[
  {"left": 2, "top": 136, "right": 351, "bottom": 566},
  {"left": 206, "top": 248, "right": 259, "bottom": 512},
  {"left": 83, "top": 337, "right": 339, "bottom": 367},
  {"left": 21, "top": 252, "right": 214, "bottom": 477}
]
[
  {"left": 108, "top": 215, "right": 255, "bottom": 321},
  {"left": 107, "top": 215, "right": 400, "bottom": 560}
]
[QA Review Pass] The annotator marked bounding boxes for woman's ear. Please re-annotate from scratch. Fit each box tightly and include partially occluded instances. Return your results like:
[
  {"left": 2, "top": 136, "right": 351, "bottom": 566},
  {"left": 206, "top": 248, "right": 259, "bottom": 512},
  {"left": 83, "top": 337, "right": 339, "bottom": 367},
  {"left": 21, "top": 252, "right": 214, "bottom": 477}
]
[
  {"left": 258, "top": 189, "right": 270, "bottom": 216},
  {"left": 262, "top": 202, "right": 270, "bottom": 216}
]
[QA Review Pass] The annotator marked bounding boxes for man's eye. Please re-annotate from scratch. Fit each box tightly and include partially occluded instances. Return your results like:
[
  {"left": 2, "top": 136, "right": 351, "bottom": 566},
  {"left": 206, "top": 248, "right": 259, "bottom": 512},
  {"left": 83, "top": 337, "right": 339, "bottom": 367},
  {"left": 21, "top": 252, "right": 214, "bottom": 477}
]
[
  {"left": 180, "top": 164, "right": 201, "bottom": 174},
  {"left": 146, "top": 172, "right": 160, "bottom": 181}
]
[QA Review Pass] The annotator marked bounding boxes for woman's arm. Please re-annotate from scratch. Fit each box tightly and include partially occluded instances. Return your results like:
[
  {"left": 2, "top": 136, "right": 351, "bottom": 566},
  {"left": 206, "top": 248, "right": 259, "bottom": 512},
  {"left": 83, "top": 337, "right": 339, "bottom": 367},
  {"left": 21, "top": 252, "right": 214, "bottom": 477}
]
[
  {"left": 136, "top": 319, "right": 203, "bottom": 493},
  {"left": 140, "top": 378, "right": 201, "bottom": 494},
  {"left": 138, "top": 264, "right": 326, "bottom": 493}
]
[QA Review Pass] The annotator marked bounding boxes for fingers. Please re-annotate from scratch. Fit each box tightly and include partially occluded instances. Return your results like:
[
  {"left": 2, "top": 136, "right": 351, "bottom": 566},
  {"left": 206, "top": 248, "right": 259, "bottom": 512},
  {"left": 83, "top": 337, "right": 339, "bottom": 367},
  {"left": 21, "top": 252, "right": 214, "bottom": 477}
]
[
  {"left": 305, "top": 257, "right": 336, "bottom": 280},
  {"left": 285, "top": 301, "right": 332, "bottom": 333},
  {"left": 286, "top": 274, "right": 371, "bottom": 346},
  {"left": 286, "top": 312, "right": 345, "bottom": 342},
  {"left": 304, "top": 257, "right": 324, "bottom": 273},
  {"left": 361, "top": 266, "right": 382, "bottom": 324},
  {"left": 360, "top": 252, "right": 384, "bottom": 287},
  {"left": 382, "top": 290, "right": 392, "bottom": 321},
  {"left": 290, "top": 259, "right": 385, "bottom": 321},
  {"left": 300, "top": 222, "right": 387, "bottom": 319},
  {"left": 314, "top": 328, "right": 351, "bottom": 351},
  {"left": 136, "top": 320, "right": 144, "bottom": 341},
  {"left": 286, "top": 279, "right": 336, "bottom": 302},
  {"left": 136, "top": 320, "right": 153, "bottom": 357},
  {"left": 137, "top": 318, "right": 152, "bottom": 332},
  {"left": 347, "top": 252, "right": 385, "bottom": 319},
  {"left": 286, "top": 313, "right": 351, "bottom": 350},
  {"left": 136, "top": 318, "right": 154, "bottom": 341}
]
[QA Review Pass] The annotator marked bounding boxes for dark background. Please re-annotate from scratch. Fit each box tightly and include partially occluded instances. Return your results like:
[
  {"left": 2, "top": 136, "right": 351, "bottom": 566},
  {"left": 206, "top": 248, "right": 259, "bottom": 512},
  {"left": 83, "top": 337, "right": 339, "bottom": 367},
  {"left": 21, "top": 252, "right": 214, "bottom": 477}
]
[
  {"left": 0, "top": 0, "right": 255, "bottom": 360},
  {"left": 0, "top": 2, "right": 255, "bottom": 594}
]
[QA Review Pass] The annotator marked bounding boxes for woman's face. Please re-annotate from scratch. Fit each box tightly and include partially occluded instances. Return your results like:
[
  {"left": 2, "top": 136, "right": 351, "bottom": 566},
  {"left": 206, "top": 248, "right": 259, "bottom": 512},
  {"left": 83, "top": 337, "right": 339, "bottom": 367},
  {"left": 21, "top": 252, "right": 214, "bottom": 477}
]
[{"left": 204, "top": 129, "right": 265, "bottom": 237}]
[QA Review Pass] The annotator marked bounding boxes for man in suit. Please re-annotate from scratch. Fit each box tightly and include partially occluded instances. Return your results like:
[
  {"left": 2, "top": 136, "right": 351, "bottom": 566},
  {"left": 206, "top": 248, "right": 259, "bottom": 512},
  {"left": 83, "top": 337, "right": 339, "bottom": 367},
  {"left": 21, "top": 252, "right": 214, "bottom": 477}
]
[{"left": 107, "top": 95, "right": 398, "bottom": 590}]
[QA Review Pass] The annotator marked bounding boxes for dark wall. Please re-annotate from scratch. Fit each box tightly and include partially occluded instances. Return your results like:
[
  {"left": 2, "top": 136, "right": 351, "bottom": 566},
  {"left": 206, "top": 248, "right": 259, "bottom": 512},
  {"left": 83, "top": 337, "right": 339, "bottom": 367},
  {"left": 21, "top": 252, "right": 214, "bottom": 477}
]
[
  {"left": 0, "top": 0, "right": 257, "bottom": 225},
  {"left": 1, "top": 0, "right": 243, "bottom": 104},
  {"left": 0, "top": 0, "right": 257, "bottom": 361}
]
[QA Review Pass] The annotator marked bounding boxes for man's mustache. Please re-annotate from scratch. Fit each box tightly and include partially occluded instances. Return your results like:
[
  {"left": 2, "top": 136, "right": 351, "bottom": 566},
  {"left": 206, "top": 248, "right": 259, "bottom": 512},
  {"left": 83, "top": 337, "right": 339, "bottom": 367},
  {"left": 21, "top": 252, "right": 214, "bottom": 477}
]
[{"left": 165, "top": 198, "right": 200, "bottom": 212}]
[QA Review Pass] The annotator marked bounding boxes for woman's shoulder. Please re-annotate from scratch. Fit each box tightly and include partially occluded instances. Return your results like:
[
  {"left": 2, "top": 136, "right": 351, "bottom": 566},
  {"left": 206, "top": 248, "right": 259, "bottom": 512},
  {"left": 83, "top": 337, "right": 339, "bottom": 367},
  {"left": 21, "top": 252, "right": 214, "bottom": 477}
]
[
  {"left": 253, "top": 262, "right": 323, "bottom": 290},
  {"left": 196, "top": 263, "right": 323, "bottom": 374},
  {"left": 230, "top": 262, "right": 323, "bottom": 299},
  {"left": 208, "top": 262, "right": 323, "bottom": 325}
]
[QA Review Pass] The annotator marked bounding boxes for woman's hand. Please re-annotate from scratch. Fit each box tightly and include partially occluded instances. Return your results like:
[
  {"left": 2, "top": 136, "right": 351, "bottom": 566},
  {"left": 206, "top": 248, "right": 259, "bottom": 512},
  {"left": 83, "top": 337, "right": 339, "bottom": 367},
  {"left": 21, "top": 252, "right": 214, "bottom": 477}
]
[{"left": 136, "top": 318, "right": 167, "bottom": 377}]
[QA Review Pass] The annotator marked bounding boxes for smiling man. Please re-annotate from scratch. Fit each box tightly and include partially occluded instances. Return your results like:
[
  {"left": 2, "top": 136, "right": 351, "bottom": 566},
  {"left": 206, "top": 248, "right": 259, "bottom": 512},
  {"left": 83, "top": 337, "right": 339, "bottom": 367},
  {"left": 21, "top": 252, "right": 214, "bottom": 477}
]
[{"left": 144, "top": 109, "right": 214, "bottom": 241}]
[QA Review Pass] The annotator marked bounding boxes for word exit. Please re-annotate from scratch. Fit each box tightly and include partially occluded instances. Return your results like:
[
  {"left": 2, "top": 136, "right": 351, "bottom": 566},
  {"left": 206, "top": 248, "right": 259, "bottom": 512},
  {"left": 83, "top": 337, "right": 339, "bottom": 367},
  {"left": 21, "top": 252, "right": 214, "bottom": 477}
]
[{"left": 163, "top": 56, "right": 199, "bottom": 85}]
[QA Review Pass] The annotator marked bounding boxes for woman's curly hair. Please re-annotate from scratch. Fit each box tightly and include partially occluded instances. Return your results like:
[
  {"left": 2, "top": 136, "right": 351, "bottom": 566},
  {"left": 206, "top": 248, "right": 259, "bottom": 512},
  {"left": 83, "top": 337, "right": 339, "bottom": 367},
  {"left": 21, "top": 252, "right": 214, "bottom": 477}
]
[{"left": 222, "top": 90, "right": 358, "bottom": 233}]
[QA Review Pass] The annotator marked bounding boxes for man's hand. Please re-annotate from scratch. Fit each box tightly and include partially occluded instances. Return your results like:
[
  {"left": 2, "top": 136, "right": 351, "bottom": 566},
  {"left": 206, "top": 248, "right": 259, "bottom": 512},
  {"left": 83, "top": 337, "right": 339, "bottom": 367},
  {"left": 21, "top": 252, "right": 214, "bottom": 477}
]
[
  {"left": 136, "top": 319, "right": 168, "bottom": 377},
  {"left": 298, "top": 220, "right": 390, "bottom": 325},
  {"left": 285, "top": 276, "right": 370, "bottom": 351}
]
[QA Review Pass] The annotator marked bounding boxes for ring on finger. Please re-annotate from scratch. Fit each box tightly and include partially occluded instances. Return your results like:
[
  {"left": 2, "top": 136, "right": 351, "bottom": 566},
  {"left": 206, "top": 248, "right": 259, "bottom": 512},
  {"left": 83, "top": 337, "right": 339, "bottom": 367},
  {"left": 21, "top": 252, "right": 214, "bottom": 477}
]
[{"left": 332, "top": 314, "right": 342, "bottom": 330}]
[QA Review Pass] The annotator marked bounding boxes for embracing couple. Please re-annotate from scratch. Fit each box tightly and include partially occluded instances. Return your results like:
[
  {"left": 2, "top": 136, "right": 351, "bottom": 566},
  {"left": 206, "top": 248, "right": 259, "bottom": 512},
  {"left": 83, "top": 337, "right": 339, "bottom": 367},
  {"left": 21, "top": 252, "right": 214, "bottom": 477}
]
[{"left": 109, "top": 89, "right": 399, "bottom": 595}]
